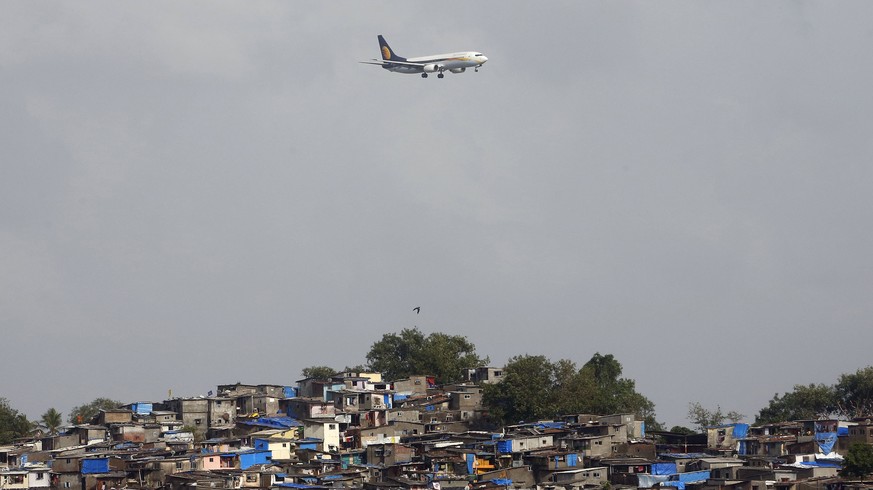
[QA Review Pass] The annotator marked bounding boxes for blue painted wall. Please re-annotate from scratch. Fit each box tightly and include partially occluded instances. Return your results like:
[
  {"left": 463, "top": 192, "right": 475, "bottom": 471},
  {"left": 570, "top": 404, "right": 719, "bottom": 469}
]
[
  {"left": 239, "top": 450, "right": 272, "bottom": 470},
  {"left": 81, "top": 459, "right": 110, "bottom": 474}
]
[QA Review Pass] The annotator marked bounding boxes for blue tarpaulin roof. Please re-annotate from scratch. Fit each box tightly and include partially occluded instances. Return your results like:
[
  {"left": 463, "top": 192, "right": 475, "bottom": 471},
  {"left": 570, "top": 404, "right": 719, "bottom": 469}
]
[
  {"left": 673, "top": 470, "right": 710, "bottom": 483},
  {"left": 815, "top": 432, "right": 838, "bottom": 454},
  {"left": 652, "top": 463, "right": 677, "bottom": 475},
  {"left": 488, "top": 479, "right": 513, "bottom": 486},
  {"left": 660, "top": 470, "right": 710, "bottom": 489},
  {"left": 276, "top": 484, "right": 329, "bottom": 489}
]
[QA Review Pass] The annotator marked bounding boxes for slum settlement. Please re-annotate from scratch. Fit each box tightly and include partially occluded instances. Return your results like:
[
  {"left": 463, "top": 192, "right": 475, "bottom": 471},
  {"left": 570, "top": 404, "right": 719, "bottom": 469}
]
[{"left": 2, "top": 370, "right": 871, "bottom": 490}]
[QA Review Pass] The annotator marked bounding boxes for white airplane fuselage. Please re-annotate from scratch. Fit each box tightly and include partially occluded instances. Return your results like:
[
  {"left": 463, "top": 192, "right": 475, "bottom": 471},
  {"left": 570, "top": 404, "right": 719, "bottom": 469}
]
[
  {"left": 362, "top": 35, "right": 488, "bottom": 78},
  {"left": 384, "top": 52, "right": 489, "bottom": 74}
]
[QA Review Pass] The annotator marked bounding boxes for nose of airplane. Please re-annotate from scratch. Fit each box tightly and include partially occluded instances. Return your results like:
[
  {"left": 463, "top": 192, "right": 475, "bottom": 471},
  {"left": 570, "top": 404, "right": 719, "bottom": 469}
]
[{"left": 481, "top": 55, "right": 488, "bottom": 63}]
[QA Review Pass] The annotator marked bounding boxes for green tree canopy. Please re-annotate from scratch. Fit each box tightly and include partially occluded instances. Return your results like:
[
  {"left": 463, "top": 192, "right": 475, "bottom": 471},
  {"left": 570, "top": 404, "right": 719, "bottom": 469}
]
[
  {"left": 343, "top": 365, "right": 369, "bottom": 373},
  {"left": 581, "top": 353, "right": 658, "bottom": 425},
  {"left": 482, "top": 353, "right": 660, "bottom": 428},
  {"left": 301, "top": 366, "right": 337, "bottom": 380},
  {"left": 687, "top": 402, "right": 744, "bottom": 432},
  {"left": 753, "top": 365, "right": 873, "bottom": 422},
  {"left": 551, "top": 358, "right": 599, "bottom": 417},
  {"left": 68, "top": 398, "right": 122, "bottom": 424},
  {"left": 40, "top": 408, "right": 63, "bottom": 435},
  {"left": 835, "top": 366, "right": 873, "bottom": 418},
  {"left": 482, "top": 354, "right": 559, "bottom": 425},
  {"left": 365, "top": 327, "right": 488, "bottom": 384},
  {"left": 841, "top": 442, "right": 873, "bottom": 478},
  {"left": 0, "top": 398, "right": 35, "bottom": 444},
  {"left": 669, "top": 426, "right": 697, "bottom": 435},
  {"left": 755, "top": 383, "right": 837, "bottom": 424}
]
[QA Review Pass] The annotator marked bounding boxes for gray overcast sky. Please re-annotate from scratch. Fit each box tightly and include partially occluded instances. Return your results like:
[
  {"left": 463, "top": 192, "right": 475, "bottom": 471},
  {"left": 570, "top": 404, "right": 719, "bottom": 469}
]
[{"left": 2, "top": 1, "right": 872, "bottom": 429}]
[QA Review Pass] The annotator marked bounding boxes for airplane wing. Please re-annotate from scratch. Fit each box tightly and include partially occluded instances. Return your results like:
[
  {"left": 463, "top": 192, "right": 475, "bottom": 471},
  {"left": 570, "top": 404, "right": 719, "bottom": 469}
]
[{"left": 359, "top": 58, "right": 430, "bottom": 67}]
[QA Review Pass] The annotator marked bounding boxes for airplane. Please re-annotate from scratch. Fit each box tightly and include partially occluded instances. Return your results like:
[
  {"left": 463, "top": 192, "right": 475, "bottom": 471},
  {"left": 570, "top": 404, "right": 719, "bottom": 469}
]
[{"left": 360, "top": 35, "right": 488, "bottom": 78}]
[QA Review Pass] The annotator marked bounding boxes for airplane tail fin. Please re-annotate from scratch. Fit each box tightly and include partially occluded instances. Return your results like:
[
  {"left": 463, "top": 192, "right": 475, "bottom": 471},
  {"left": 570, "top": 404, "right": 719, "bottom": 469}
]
[{"left": 378, "top": 35, "right": 406, "bottom": 62}]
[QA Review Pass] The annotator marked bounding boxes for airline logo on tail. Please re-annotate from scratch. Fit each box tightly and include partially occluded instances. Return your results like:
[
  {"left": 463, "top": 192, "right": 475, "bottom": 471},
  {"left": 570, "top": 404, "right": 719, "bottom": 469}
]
[{"left": 381, "top": 46, "right": 392, "bottom": 60}]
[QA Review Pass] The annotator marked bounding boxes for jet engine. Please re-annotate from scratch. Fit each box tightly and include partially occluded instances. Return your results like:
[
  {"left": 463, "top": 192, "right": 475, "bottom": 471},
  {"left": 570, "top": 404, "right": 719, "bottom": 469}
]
[
  {"left": 423, "top": 64, "right": 441, "bottom": 73},
  {"left": 450, "top": 67, "right": 466, "bottom": 73}
]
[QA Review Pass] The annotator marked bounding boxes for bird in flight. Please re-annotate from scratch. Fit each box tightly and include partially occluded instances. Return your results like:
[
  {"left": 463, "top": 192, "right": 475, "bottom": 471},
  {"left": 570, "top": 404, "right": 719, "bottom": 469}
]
[{"left": 413, "top": 307, "right": 420, "bottom": 314}]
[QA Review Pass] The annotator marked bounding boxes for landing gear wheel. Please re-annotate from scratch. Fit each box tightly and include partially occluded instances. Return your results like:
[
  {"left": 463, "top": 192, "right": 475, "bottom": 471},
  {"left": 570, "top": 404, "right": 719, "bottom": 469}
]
[
  {"left": 437, "top": 73, "right": 444, "bottom": 79},
  {"left": 421, "top": 73, "right": 428, "bottom": 78}
]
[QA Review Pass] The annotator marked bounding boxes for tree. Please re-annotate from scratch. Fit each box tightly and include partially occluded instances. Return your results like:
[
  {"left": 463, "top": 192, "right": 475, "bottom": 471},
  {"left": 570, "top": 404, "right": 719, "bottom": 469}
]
[
  {"left": 0, "top": 398, "right": 35, "bottom": 444},
  {"left": 584, "top": 353, "right": 623, "bottom": 388},
  {"left": 301, "top": 366, "right": 337, "bottom": 380},
  {"left": 40, "top": 408, "right": 63, "bottom": 435},
  {"left": 10, "top": 413, "right": 36, "bottom": 441},
  {"left": 755, "top": 383, "right": 837, "bottom": 424},
  {"left": 753, "top": 365, "right": 873, "bottom": 422},
  {"left": 366, "top": 328, "right": 427, "bottom": 381},
  {"left": 687, "top": 402, "right": 744, "bottom": 432},
  {"left": 365, "top": 328, "right": 488, "bottom": 384},
  {"left": 669, "top": 426, "right": 697, "bottom": 435},
  {"left": 424, "top": 332, "right": 490, "bottom": 384},
  {"left": 482, "top": 353, "right": 661, "bottom": 428},
  {"left": 482, "top": 355, "right": 558, "bottom": 425},
  {"left": 68, "top": 398, "right": 122, "bottom": 424},
  {"left": 580, "top": 353, "right": 661, "bottom": 429},
  {"left": 551, "top": 358, "right": 598, "bottom": 416},
  {"left": 835, "top": 366, "right": 873, "bottom": 418},
  {"left": 841, "top": 442, "right": 873, "bottom": 478},
  {"left": 632, "top": 393, "right": 663, "bottom": 432}
]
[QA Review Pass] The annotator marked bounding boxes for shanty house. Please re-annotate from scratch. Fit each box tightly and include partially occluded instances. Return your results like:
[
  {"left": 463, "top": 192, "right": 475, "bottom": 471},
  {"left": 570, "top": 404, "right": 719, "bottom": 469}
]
[
  {"left": 303, "top": 419, "right": 340, "bottom": 452},
  {"left": 393, "top": 376, "right": 432, "bottom": 396},
  {"left": 546, "top": 467, "right": 608, "bottom": 487},
  {"left": 0, "top": 469, "right": 28, "bottom": 490},
  {"left": 94, "top": 409, "right": 133, "bottom": 426},
  {"left": 464, "top": 367, "right": 505, "bottom": 385},
  {"left": 366, "top": 443, "right": 415, "bottom": 466},
  {"left": 706, "top": 423, "right": 749, "bottom": 453},
  {"left": 496, "top": 434, "right": 554, "bottom": 454},
  {"left": 254, "top": 437, "right": 295, "bottom": 460},
  {"left": 283, "top": 398, "right": 336, "bottom": 420},
  {"left": 161, "top": 398, "right": 209, "bottom": 439},
  {"left": 80, "top": 456, "right": 127, "bottom": 490}
]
